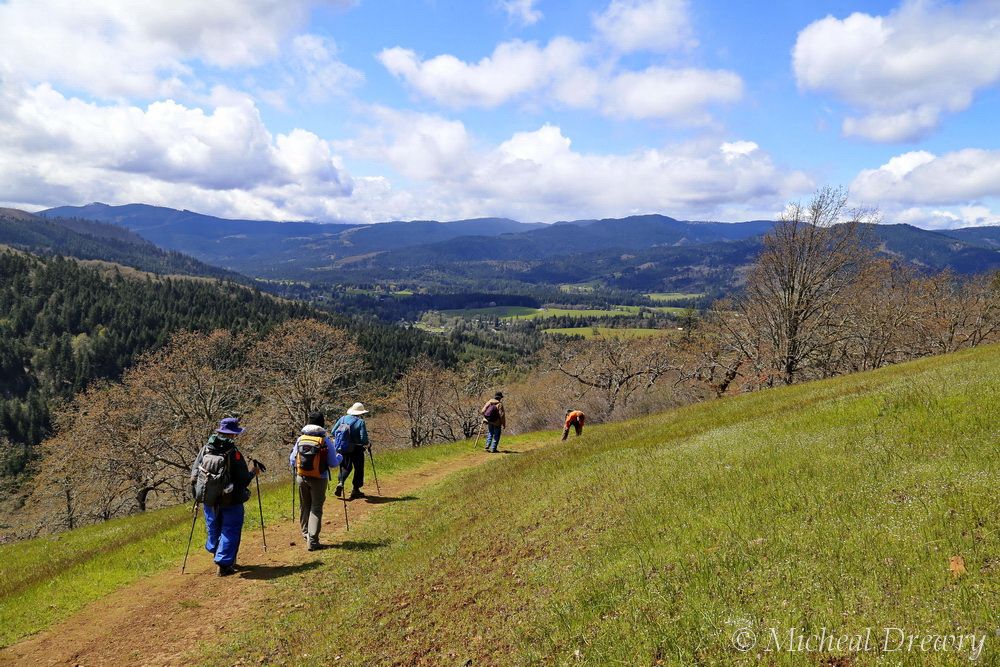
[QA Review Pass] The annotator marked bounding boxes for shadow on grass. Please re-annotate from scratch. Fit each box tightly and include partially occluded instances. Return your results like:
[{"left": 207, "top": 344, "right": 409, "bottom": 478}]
[
  {"left": 330, "top": 539, "right": 391, "bottom": 552},
  {"left": 364, "top": 495, "right": 418, "bottom": 505},
  {"left": 238, "top": 560, "right": 323, "bottom": 580}
]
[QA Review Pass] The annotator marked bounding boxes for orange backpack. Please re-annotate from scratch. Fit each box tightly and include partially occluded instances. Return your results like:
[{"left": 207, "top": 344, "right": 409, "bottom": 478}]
[{"left": 295, "top": 435, "right": 328, "bottom": 478}]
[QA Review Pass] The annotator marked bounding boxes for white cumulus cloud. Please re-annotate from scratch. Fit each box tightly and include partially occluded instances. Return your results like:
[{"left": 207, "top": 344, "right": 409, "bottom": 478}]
[
  {"left": 602, "top": 67, "right": 743, "bottom": 121},
  {"left": 378, "top": 38, "right": 590, "bottom": 109},
  {"left": 379, "top": 38, "right": 740, "bottom": 123},
  {"left": 851, "top": 148, "right": 1000, "bottom": 205},
  {"left": 850, "top": 147, "right": 1000, "bottom": 228},
  {"left": 337, "top": 110, "right": 813, "bottom": 222},
  {"left": 793, "top": 0, "right": 1000, "bottom": 142},
  {"left": 594, "top": 0, "right": 695, "bottom": 53},
  {"left": 0, "top": 0, "right": 355, "bottom": 99},
  {"left": 0, "top": 78, "right": 354, "bottom": 219},
  {"left": 499, "top": 0, "right": 543, "bottom": 26}
]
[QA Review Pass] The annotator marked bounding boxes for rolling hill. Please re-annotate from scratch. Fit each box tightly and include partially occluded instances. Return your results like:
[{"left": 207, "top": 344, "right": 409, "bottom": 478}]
[
  {"left": 0, "top": 208, "right": 241, "bottom": 280},
  {"left": 1, "top": 344, "right": 996, "bottom": 664}
]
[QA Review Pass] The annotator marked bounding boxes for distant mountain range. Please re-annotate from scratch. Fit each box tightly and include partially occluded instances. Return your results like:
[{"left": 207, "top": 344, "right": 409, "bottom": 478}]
[
  {"left": 35, "top": 202, "right": 1000, "bottom": 291},
  {"left": 1, "top": 208, "right": 241, "bottom": 280},
  {"left": 40, "top": 203, "right": 542, "bottom": 275}
]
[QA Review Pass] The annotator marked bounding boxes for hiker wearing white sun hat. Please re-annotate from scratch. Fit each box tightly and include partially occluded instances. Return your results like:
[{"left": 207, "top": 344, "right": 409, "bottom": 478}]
[{"left": 333, "top": 402, "right": 370, "bottom": 500}]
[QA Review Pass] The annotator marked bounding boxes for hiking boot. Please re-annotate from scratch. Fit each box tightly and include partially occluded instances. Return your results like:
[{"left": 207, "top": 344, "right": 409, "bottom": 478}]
[
  {"left": 334, "top": 484, "right": 344, "bottom": 497},
  {"left": 349, "top": 489, "right": 366, "bottom": 500},
  {"left": 217, "top": 564, "right": 236, "bottom": 577},
  {"left": 307, "top": 541, "right": 320, "bottom": 551}
]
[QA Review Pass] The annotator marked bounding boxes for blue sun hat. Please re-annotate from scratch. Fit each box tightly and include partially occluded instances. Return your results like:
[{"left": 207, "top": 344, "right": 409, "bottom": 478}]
[{"left": 217, "top": 416, "right": 245, "bottom": 435}]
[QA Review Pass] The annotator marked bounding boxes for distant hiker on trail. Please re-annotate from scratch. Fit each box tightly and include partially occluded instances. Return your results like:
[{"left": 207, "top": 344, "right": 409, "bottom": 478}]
[
  {"left": 562, "top": 409, "right": 586, "bottom": 441},
  {"left": 289, "top": 411, "right": 343, "bottom": 551},
  {"left": 481, "top": 392, "right": 506, "bottom": 453},
  {"left": 334, "top": 402, "right": 370, "bottom": 500},
  {"left": 190, "top": 417, "right": 260, "bottom": 576}
]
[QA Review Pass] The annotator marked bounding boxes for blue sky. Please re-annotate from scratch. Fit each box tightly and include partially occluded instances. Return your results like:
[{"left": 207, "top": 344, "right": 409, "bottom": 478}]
[{"left": 0, "top": 0, "right": 998, "bottom": 227}]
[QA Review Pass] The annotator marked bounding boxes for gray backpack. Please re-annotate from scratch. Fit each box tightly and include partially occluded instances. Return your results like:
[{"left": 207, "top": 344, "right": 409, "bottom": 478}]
[{"left": 196, "top": 449, "right": 232, "bottom": 506}]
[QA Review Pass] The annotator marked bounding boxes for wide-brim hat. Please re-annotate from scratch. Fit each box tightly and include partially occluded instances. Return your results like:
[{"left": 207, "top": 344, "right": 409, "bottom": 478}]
[
  {"left": 494, "top": 392, "right": 504, "bottom": 400},
  {"left": 217, "top": 417, "right": 244, "bottom": 435},
  {"left": 346, "top": 402, "right": 369, "bottom": 416}
]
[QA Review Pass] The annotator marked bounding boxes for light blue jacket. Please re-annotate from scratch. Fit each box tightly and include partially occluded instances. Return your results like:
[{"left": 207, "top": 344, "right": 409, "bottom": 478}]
[
  {"left": 289, "top": 424, "right": 341, "bottom": 480},
  {"left": 333, "top": 415, "right": 369, "bottom": 448}
]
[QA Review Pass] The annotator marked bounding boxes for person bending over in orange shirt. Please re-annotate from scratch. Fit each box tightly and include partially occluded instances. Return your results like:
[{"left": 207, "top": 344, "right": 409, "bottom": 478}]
[{"left": 562, "top": 410, "right": 585, "bottom": 441}]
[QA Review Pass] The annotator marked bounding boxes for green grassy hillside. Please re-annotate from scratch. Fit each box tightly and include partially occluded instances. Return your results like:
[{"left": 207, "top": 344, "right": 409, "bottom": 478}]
[
  {"left": 0, "top": 443, "right": 469, "bottom": 647},
  {"left": 2, "top": 345, "right": 997, "bottom": 665},
  {"left": 208, "top": 345, "right": 999, "bottom": 665}
]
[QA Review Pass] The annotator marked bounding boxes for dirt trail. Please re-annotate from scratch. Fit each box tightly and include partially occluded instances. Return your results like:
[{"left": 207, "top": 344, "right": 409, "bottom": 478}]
[{"left": 1, "top": 444, "right": 536, "bottom": 667}]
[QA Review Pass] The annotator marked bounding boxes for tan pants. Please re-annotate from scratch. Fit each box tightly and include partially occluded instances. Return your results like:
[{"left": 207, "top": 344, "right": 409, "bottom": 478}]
[{"left": 297, "top": 475, "right": 327, "bottom": 545}]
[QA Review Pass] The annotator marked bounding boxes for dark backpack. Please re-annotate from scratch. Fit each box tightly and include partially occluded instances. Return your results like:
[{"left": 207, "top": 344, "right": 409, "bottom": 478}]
[
  {"left": 196, "top": 448, "right": 231, "bottom": 506},
  {"left": 483, "top": 402, "right": 500, "bottom": 424},
  {"left": 333, "top": 419, "right": 357, "bottom": 455}
]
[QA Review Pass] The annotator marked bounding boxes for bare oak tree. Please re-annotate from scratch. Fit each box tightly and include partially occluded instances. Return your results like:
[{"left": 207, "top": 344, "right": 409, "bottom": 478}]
[
  {"left": 554, "top": 336, "right": 676, "bottom": 419},
  {"left": 250, "top": 319, "right": 364, "bottom": 451},
  {"left": 722, "top": 186, "right": 878, "bottom": 385}
]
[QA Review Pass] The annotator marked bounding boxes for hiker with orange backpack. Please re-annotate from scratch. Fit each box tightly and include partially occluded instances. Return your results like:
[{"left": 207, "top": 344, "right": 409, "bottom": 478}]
[
  {"left": 289, "top": 411, "right": 343, "bottom": 551},
  {"left": 562, "top": 409, "right": 586, "bottom": 440}
]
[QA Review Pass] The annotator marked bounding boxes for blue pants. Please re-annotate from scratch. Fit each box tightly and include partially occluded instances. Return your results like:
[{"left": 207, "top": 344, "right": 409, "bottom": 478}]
[
  {"left": 204, "top": 503, "right": 244, "bottom": 566},
  {"left": 485, "top": 424, "right": 502, "bottom": 452}
]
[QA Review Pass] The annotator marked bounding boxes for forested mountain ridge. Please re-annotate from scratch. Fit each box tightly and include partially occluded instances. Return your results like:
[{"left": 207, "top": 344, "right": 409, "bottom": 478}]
[
  {"left": 40, "top": 203, "right": 543, "bottom": 276},
  {"left": 0, "top": 250, "right": 458, "bottom": 478},
  {"left": 0, "top": 209, "right": 241, "bottom": 280},
  {"left": 321, "top": 223, "right": 1000, "bottom": 291},
  {"left": 40, "top": 203, "right": 1000, "bottom": 288}
]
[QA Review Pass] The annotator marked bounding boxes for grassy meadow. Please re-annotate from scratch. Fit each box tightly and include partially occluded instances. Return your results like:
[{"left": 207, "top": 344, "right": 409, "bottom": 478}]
[
  {"left": 439, "top": 304, "right": 689, "bottom": 321},
  {"left": 543, "top": 326, "right": 676, "bottom": 339},
  {"left": 201, "top": 344, "right": 999, "bottom": 665},
  {"left": 646, "top": 292, "right": 704, "bottom": 302}
]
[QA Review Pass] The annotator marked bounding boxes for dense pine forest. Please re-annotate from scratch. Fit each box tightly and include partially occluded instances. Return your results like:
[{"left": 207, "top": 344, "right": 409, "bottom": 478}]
[
  {"left": 0, "top": 250, "right": 457, "bottom": 478},
  {"left": 0, "top": 211, "right": 240, "bottom": 281}
]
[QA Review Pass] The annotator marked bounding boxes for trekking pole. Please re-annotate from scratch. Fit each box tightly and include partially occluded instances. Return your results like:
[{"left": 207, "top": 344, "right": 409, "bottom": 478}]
[
  {"left": 366, "top": 446, "right": 381, "bottom": 495},
  {"left": 291, "top": 470, "right": 296, "bottom": 521},
  {"left": 473, "top": 420, "right": 483, "bottom": 450},
  {"left": 341, "top": 479, "right": 350, "bottom": 531},
  {"left": 181, "top": 499, "right": 200, "bottom": 574},
  {"left": 252, "top": 459, "right": 268, "bottom": 553}
]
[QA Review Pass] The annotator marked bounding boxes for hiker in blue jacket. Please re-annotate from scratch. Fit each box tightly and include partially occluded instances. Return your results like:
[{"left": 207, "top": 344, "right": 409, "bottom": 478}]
[
  {"left": 190, "top": 417, "right": 259, "bottom": 576},
  {"left": 288, "top": 411, "right": 342, "bottom": 550},
  {"left": 334, "top": 402, "right": 370, "bottom": 500}
]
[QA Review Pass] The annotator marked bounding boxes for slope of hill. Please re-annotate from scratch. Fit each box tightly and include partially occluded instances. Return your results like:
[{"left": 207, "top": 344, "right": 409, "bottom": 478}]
[
  {"left": 0, "top": 250, "right": 315, "bottom": 469},
  {"left": 0, "top": 344, "right": 995, "bottom": 664},
  {"left": 0, "top": 249, "right": 456, "bottom": 474},
  {"left": 0, "top": 209, "right": 241, "bottom": 280},
  {"left": 941, "top": 225, "right": 1000, "bottom": 250},
  {"left": 870, "top": 223, "right": 1000, "bottom": 273}
]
